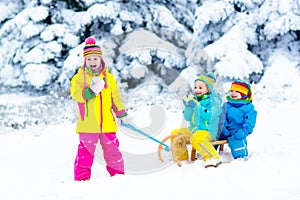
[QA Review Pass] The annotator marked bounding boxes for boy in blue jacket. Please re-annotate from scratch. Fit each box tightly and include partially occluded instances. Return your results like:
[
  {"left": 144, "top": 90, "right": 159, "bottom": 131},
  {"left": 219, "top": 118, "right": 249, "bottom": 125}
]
[
  {"left": 219, "top": 81, "right": 257, "bottom": 160},
  {"left": 171, "top": 72, "right": 223, "bottom": 168}
]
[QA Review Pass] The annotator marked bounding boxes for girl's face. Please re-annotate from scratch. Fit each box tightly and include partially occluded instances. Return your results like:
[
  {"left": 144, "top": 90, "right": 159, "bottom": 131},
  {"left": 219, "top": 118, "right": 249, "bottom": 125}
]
[
  {"left": 85, "top": 55, "right": 101, "bottom": 72},
  {"left": 194, "top": 80, "right": 209, "bottom": 96},
  {"left": 229, "top": 90, "right": 242, "bottom": 99}
]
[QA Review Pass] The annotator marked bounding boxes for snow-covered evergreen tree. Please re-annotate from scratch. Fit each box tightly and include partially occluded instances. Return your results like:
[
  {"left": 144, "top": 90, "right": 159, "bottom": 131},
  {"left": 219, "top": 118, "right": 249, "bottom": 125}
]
[
  {"left": 0, "top": 0, "right": 299, "bottom": 94},
  {"left": 190, "top": 0, "right": 300, "bottom": 82}
]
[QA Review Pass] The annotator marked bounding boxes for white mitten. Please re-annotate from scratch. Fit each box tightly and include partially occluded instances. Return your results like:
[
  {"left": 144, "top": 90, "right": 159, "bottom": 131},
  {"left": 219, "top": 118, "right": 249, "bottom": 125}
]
[{"left": 90, "top": 77, "right": 105, "bottom": 95}]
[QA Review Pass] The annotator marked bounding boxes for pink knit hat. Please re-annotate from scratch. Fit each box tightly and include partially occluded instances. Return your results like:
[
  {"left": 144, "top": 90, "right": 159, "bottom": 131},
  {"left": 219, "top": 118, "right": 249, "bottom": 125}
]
[{"left": 83, "top": 37, "right": 102, "bottom": 57}]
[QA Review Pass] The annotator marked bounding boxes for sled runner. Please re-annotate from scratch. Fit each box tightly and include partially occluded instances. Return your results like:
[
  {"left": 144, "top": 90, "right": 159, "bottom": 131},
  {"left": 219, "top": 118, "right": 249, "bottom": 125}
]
[{"left": 158, "top": 133, "right": 228, "bottom": 166}]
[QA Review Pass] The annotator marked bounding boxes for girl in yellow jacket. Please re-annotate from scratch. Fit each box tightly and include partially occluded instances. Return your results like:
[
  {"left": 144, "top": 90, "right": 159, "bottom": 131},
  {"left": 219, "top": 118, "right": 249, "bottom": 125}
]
[{"left": 70, "top": 37, "right": 129, "bottom": 181}]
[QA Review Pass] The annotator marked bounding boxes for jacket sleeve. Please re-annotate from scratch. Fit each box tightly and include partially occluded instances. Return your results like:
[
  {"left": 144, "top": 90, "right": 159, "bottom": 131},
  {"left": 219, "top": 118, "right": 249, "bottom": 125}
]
[
  {"left": 183, "top": 106, "right": 194, "bottom": 122},
  {"left": 182, "top": 97, "right": 199, "bottom": 122},
  {"left": 70, "top": 68, "right": 95, "bottom": 103},
  {"left": 110, "top": 75, "right": 127, "bottom": 118},
  {"left": 219, "top": 105, "right": 231, "bottom": 136},
  {"left": 233, "top": 104, "right": 257, "bottom": 140},
  {"left": 243, "top": 104, "right": 257, "bottom": 135}
]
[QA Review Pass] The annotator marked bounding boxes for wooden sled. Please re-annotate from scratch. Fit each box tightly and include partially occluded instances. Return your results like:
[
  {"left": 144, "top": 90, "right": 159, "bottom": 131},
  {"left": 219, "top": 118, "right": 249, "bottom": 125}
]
[{"left": 158, "top": 134, "right": 228, "bottom": 166}]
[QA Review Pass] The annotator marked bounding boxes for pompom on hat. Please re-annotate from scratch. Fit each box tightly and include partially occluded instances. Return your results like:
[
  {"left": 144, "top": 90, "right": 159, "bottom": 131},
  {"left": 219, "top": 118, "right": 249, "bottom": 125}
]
[
  {"left": 194, "top": 72, "right": 216, "bottom": 92},
  {"left": 230, "top": 80, "right": 252, "bottom": 102},
  {"left": 83, "top": 37, "right": 102, "bottom": 57}
]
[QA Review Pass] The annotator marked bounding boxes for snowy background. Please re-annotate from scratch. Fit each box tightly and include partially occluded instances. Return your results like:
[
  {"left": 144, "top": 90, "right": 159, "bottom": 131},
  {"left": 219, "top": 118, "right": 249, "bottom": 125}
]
[{"left": 1, "top": 0, "right": 300, "bottom": 199}]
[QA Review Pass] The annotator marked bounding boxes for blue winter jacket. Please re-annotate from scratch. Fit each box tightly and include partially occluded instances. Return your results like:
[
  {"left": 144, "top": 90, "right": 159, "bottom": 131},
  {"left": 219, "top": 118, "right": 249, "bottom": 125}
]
[
  {"left": 183, "top": 92, "right": 222, "bottom": 141},
  {"left": 219, "top": 98, "right": 257, "bottom": 140}
]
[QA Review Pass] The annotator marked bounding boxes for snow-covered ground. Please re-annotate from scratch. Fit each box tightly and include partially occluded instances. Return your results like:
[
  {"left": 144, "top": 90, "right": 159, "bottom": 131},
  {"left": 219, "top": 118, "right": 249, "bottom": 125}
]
[
  {"left": 1, "top": 50, "right": 300, "bottom": 200},
  {"left": 0, "top": 97, "right": 300, "bottom": 200},
  {"left": 1, "top": 86, "right": 300, "bottom": 200}
]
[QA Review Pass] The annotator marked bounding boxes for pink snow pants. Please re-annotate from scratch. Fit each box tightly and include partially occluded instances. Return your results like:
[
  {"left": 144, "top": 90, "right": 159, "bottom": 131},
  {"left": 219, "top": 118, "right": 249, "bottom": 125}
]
[{"left": 74, "top": 133, "right": 124, "bottom": 181}]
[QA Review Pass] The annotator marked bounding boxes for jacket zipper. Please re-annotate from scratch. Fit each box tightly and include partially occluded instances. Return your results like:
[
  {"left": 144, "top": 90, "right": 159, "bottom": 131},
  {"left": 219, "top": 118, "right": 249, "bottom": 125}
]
[{"left": 100, "top": 92, "right": 103, "bottom": 133}]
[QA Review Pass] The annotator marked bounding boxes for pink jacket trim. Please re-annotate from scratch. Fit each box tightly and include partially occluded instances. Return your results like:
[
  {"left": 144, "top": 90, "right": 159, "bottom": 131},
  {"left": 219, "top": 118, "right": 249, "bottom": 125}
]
[
  {"left": 115, "top": 109, "right": 126, "bottom": 118},
  {"left": 78, "top": 102, "right": 85, "bottom": 121}
]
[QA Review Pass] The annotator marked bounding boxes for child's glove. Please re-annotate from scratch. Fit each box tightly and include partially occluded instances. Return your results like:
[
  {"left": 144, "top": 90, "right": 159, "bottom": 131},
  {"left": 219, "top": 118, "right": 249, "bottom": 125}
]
[
  {"left": 234, "top": 129, "right": 247, "bottom": 140},
  {"left": 90, "top": 77, "right": 105, "bottom": 95},
  {"left": 182, "top": 97, "right": 199, "bottom": 108}
]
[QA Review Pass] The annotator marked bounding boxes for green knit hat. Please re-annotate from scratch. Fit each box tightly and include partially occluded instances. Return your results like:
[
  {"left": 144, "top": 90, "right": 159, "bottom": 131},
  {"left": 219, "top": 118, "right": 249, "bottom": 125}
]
[{"left": 194, "top": 72, "right": 216, "bottom": 92}]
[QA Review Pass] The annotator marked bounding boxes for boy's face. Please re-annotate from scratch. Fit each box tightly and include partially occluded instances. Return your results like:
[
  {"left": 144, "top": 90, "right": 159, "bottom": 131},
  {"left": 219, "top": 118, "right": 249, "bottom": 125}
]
[
  {"left": 86, "top": 55, "right": 101, "bottom": 72},
  {"left": 229, "top": 90, "right": 242, "bottom": 99},
  {"left": 194, "top": 80, "right": 209, "bottom": 96}
]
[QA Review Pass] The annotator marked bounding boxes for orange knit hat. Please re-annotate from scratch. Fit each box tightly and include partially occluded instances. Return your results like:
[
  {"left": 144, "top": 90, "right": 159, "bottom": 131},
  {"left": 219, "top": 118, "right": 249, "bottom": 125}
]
[{"left": 230, "top": 81, "right": 252, "bottom": 102}]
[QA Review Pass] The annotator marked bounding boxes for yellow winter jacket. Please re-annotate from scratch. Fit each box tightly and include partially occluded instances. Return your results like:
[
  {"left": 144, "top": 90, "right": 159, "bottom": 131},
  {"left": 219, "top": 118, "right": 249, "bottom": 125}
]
[{"left": 70, "top": 66, "right": 127, "bottom": 133}]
